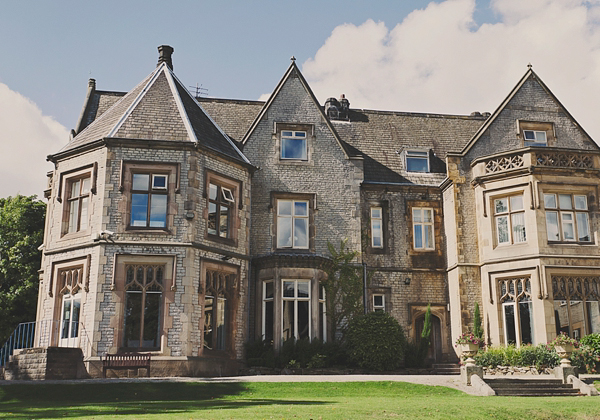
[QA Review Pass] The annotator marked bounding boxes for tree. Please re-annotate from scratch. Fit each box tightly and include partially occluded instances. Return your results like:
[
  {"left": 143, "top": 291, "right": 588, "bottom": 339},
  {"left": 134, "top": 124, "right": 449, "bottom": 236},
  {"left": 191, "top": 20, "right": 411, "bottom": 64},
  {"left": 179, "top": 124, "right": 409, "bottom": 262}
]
[
  {"left": 323, "top": 240, "right": 364, "bottom": 341},
  {"left": 0, "top": 195, "right": 46, "bottom": 345},
  {"left": 474, "top": 302, "right": 483, "bottom": 340}
]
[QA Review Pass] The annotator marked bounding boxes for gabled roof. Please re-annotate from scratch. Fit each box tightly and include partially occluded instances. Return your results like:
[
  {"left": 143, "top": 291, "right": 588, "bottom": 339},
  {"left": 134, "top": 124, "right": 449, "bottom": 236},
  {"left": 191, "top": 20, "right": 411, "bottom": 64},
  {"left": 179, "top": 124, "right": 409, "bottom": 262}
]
[
  {"left": 54, "top": 62, "right": 249, "bottom": 164},
  {"left": 458, "top": 67, "right": 600, "bottom": 156},
  {"left": 240, "top": 61, "right": 361, "bottom": 159}
]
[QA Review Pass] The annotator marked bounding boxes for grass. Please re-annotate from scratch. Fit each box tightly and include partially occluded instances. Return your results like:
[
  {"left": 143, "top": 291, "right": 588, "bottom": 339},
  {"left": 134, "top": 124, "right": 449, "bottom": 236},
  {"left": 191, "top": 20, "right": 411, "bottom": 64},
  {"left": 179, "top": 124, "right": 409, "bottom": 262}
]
[{"left": 1, "top": 381, "right": 600, "bottom": 419}]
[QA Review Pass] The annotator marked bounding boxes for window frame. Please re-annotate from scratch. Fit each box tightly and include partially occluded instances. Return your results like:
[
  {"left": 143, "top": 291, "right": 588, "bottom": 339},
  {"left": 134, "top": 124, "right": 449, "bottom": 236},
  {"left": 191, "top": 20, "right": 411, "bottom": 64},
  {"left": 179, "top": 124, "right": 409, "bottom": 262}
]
[
  {"left": 412, "top": 207, "right": 435, "bottom": 250},
  {"left": 498, "top": 277, "right": 535, "bottom": 347},
  {"left": 518, "top": 120, "right": 554, "bottom": 148},
  {"left": 280, "top": 130, "right": 308, "bottom": 161},
  {"left": 281, "top": 279, "right": 312, "bottom": 342},
  {"left": 373, "top": 294, "right": 385, "bottom": 312},
  {"left": 523, "top": 130, "right": 547, "bottom": 147},
  {"left": 544, "top": 193, "right": 591, "bottom": 243},
  {"left": 493, "top": 194, "right": 527, "bottom": 246},
  {"left": 129, "top": 172, "right": 169, "bottom": 229},
  {"left": 62, "top": 172, "right": 92, "bottom": 236},
  {"left": 405, "top": 150, "right": 430, "bottom": 173},
  {"left": 204, "top": 171, "right": 242, "bottom": 246},
  {"left": 370, "top": 206, "right": 383, "bottom": 249},
  {"left": 262, "top": 280, "right": 274, "bottom": 342},
  {"left": 276, "top": 198, "right": 310, "bottom": 250}
]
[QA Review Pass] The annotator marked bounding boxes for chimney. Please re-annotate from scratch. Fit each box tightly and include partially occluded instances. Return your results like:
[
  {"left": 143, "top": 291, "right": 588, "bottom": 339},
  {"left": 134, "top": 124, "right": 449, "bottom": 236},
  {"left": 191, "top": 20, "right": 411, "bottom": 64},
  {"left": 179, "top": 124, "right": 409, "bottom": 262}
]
[{"left": 157, "top": 45, "right": 174, "bottom": 70}]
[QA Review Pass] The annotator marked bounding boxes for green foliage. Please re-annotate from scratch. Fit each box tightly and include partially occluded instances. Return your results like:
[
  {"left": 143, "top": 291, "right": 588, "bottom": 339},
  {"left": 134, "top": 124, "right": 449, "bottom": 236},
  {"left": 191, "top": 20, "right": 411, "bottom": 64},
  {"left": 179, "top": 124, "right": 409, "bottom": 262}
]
[
  {"left": 473, "top": 302, "right": 483, "bottom": 340},
  {"left": 0, "top": 195, "right": 46, "bottom": 345},
  {"left": 474, "top": 344, "right": 559, "bottom": 370},
  {"left": 246, "top": 338, "right": 347, "bottom": 369},
  {"left": 324, "top": 240, "right": 365, "bottom": 341},
  {"left": 244, "top": 339, "right": 276, "bottom": 368},
  {"left": 345, "top": 311, "right": 405, "bottom": 371},
  {"left": 580, "top": 333, "right": 600, "bottom": 354},
  {"left": 572, "top": 345, "right": 600, "bottom": 373}
]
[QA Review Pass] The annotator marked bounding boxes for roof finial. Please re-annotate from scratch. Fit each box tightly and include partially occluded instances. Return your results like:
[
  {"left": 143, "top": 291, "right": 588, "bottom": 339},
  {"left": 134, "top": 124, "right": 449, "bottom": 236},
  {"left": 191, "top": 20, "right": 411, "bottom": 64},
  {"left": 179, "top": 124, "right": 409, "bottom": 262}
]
[
  {"left": 290, "top": 56, "right": 296, "bottom": 62},
  {"left": 527, "top": 62, "right": 533, "bottom": 69}
]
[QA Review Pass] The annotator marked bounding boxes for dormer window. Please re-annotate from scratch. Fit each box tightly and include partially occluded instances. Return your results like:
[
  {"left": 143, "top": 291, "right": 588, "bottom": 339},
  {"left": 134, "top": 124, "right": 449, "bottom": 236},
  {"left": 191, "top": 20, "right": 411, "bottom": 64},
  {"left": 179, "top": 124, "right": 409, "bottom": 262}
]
[
  {"left": 523, "top": 130, "right": 547, "bottom": 147},
  {"left": 406, "top": 150, "right": 429, "bottom": 172}
]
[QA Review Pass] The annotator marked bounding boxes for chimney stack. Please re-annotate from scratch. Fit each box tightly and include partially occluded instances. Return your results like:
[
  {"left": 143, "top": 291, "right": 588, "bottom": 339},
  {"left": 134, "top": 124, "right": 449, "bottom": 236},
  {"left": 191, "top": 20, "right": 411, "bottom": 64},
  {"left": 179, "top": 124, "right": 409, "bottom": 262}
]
[{"left": 157, "top": 45, "right": 174, "bottom": 70}]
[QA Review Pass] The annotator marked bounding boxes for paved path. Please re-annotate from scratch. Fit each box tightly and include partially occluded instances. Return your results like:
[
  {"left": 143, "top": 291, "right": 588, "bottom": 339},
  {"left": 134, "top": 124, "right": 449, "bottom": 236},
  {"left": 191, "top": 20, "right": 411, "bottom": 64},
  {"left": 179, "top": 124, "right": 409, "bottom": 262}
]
[{"left": 0, "top": 374, "right": 479, "bottom": 395}]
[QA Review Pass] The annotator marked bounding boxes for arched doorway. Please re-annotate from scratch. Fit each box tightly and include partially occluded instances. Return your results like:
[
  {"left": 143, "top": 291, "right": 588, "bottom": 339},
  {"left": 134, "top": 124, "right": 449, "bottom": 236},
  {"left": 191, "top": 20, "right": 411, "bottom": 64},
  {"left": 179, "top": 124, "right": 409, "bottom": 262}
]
[{"left": 415, "top": 314, "right": 442, "bottom": 362}]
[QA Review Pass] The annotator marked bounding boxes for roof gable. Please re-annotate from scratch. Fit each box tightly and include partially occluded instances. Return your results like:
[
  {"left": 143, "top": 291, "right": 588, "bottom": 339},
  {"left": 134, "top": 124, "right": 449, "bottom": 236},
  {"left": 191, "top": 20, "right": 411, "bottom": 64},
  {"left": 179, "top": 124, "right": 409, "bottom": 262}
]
[
  {"left": 241, "top": 61, "right": 358, "bottom": 159},
  {"left": 55, "top": 63, "right": 249, "bottom": 164},
  {"left": 459, "top": 68, "right": 599, "bottom": 156}
]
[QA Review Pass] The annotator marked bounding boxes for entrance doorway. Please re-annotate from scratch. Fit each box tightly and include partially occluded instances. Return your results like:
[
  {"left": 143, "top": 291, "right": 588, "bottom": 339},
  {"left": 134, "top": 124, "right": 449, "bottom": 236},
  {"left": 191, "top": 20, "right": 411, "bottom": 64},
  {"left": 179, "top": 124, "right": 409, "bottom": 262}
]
[
  {"left": 60, "top": 293, "right": 81, "bottom": 347},
  {"left": 415, "top": 314, "right": 442, "bottom": 362}
]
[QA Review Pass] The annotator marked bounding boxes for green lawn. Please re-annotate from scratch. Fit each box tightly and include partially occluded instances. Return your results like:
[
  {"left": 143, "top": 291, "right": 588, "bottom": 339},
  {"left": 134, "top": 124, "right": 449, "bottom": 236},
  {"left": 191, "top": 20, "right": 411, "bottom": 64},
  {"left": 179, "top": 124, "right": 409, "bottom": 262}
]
[{"left": 1, "top": 381, "right": 599, "bottom": 419}]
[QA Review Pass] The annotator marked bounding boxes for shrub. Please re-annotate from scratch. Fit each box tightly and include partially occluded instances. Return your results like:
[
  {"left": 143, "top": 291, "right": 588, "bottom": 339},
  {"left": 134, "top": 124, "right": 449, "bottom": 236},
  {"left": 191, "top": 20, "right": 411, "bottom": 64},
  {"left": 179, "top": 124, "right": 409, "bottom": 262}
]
[
  {"left": 245, "top": 339, "right": 275, "bottom": 368},
  {"left": 533, "top": 344, "right": 559, "bottom": 370},
  {"left": 580, "top": 333, "right": 600, "bottom": 354},
  {"left": 473, "top": 302, "right": 483, "bottom": 340},
  {"left": 345, "top": 311, "right": 406, "bottom": 371},
  {"left": 474, "top": 346, "right": 506, "bottom": 367},
  {"left": 276, "top": 338, "right": 346, "bottom": 369},
  {"left": 572, "top": 345, "right": 600, "bottom": 373},
  {"left": 474, "top": 344, "right": 559, "bottom": 370}
]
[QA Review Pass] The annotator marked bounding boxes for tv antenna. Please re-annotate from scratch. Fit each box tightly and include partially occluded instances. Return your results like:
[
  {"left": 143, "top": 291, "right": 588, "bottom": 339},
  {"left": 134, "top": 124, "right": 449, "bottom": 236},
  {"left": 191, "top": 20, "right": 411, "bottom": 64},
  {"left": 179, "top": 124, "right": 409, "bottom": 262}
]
[{"left": 189, "top": 83, "right": 208, "bottom": 98}]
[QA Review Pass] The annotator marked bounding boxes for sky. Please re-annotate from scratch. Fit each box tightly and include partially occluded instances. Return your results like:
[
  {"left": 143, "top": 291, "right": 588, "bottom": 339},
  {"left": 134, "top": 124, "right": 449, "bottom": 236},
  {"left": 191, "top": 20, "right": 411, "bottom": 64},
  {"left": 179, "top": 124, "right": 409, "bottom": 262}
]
[{"left": 2, "top": 0, "right": 600, "bottom": 198}]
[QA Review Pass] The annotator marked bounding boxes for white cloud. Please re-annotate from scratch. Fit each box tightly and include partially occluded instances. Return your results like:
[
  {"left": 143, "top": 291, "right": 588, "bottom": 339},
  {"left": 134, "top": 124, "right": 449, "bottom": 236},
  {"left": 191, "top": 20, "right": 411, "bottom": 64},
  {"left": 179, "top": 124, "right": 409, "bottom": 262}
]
[
  {"left": 0, "top": 83, "right": 68, "bottom": 198},
  {"left": 303, "top": 0, "right": 600, "bottom": 142}
]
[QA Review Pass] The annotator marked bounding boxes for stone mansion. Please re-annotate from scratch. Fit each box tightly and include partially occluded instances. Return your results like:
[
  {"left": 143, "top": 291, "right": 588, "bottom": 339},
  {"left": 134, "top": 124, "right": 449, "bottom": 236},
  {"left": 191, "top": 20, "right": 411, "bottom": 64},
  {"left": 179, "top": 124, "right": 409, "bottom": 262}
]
[{"left": 35, "top": 46, "right": 600, "bottom": 376}]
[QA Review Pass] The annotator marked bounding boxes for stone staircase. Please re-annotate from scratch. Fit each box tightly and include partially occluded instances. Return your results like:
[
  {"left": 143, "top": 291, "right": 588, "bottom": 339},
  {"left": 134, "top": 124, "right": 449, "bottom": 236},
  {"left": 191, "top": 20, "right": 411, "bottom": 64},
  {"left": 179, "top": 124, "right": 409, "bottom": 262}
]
[
  {"left": 432, "top": 363, "right": 461, "bottom": 375},
  {"left": 484, "top": 377, "right": 581, "bottom": 396},
  {"left": 4, "top": 347, "right": 89, "bottom": 380}
]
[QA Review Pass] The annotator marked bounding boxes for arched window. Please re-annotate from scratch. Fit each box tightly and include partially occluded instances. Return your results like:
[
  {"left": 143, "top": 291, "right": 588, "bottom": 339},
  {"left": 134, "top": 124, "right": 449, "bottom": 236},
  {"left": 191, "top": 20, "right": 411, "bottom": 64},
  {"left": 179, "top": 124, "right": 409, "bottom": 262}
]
[
  {"left": 203, "top": 270, "right": 236, "bottom": 351},
  {"left": 499, "top": 277, "right": 534, "bottom": 346}
]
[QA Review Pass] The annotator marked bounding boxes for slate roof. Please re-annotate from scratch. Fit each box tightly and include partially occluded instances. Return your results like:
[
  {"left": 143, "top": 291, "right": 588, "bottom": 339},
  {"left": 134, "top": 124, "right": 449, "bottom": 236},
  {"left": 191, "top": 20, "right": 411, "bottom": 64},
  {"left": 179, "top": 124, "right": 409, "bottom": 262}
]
[
  {"left": 197, "top": 98, "right": 264, "bottom": 144},
  {"left": 54, "top": 63, "right": 248, "bottom": 164}
]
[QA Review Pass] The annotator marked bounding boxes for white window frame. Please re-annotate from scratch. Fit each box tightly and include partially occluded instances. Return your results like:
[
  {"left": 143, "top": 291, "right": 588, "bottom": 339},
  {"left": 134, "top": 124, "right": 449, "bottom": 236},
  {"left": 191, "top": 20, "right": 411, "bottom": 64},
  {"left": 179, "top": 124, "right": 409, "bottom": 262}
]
[
  {"left": 544, "top": 193, "right": 591, "bottom": 242},
  {"left": 277, "top": 199, "right": 309, "bottom": 249},
  {"left": 281, "top": 279, "right": 311, "bottom": 342},
  {"left": 405, "top": 150, "right": 430, "bottom": 173},
  {"left": 280, "top": 130, "right": 308, "bottom": 160},
  {"left": 319, "top": 285, "right": 327, "bottom": 342},
  {"left": 151, "top": 174, "right": 168, "bottom": 190},
  {"left": 412, "top": 207, "right": 435, "bottom": 250},
  {"left": 66, "top": 175, "right": 91, "bottom": 234},
  {"left": 370, "top": 207, "right": 383, "bottom": 248},
  {"left": 373, "top": 294, "right": 385, "bottom": 312},
  {"left": 262, "top": 280, "right": 274, "bottom": 341},
  {"left": 493, "top": 194, "right": 526, "bottom": 246},
  {"left": 523, "top": 130, "right": 547, "bottom": 147}
]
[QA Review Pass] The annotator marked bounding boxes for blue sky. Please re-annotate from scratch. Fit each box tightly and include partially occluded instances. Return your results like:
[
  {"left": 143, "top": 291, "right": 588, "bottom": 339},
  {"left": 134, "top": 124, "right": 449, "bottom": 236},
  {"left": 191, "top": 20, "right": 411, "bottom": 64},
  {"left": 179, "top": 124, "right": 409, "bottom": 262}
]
[{"left": 2, "top": 0, "right": 600, "bottom": 197}]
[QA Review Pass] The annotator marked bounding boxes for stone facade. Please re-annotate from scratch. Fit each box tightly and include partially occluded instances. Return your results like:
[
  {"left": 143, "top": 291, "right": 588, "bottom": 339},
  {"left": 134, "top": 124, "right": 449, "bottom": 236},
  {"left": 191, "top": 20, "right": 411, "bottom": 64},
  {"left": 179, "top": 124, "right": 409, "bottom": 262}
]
[{"left": 30, "top": 47, "right": 600, "bottom": 378}]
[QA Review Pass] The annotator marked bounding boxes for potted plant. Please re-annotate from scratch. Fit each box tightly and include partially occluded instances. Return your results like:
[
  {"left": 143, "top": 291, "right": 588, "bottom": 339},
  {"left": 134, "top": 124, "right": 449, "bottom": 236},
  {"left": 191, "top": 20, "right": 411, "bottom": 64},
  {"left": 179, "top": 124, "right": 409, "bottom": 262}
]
[
  {"left": 552, "top": 333, "right": 578, "bottom": 367},
  {"left": 455, "top": 332, "right": 484, "bottom": 366}
]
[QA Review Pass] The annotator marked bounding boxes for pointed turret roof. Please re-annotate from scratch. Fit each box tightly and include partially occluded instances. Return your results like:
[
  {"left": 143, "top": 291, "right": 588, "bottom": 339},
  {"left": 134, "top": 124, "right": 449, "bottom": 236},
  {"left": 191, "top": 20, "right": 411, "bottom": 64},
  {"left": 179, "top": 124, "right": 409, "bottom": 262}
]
[{"left": 53, "top": 54, "right": 249, "bottom": 164}]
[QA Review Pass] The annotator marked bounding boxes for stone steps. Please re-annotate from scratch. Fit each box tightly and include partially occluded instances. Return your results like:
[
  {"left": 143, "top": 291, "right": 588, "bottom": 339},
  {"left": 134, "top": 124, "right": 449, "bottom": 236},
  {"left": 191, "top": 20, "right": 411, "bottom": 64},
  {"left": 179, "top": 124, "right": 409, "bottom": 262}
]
[
  {"left": 432, "top": 363, "right": 460, "bottom": 375},
  {"left": 485, "top": 377, "right": 581, "bottom": 397}
]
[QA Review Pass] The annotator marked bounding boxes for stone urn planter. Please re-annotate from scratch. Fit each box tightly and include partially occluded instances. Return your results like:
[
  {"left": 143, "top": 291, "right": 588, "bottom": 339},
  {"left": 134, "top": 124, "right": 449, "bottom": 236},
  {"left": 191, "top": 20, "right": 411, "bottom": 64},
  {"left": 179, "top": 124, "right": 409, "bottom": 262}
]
[
  {"left": 554, "top": 343, "right": 575, "bottom": 367},
  {"left": 460, "top": 343, "right": 479, "bottom": 367}
]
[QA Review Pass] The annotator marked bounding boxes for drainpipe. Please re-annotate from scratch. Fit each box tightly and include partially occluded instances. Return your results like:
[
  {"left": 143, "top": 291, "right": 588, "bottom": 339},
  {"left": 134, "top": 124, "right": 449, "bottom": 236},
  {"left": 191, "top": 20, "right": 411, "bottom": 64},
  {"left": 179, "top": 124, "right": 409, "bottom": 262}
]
[{"left": 363, "top": 262, "right": 368, "bottom": 314}]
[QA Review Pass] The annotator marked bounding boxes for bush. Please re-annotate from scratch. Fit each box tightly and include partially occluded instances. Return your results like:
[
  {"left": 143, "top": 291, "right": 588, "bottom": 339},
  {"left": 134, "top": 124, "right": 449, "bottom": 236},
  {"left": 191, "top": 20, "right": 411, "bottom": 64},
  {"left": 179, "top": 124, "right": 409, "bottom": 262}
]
[
  {"left": 245, "top": 339, "right": 275, "bottom": 368},
  {"left": 474, "top": 344, "right": 559, "bottom": 370},
  {"left": 580, "top": 333, "right": 600, "bottom": 354},
  {"left": 572, "top": 345, "right": 600, "bottom": 373},
  {"left": 474, "top": 346, "right": 506, "bottom": 367},
  {"left": 345, "top": 311, "right": 406, "bottom": 371}
]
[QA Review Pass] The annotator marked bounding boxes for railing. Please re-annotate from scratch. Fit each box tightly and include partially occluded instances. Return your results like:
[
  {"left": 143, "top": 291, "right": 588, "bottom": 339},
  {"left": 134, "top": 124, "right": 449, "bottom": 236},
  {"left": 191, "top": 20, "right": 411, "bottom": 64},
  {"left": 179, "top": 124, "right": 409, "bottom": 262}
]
[{"left": 0, "top": 320, "right": 95, "bottom": 367}]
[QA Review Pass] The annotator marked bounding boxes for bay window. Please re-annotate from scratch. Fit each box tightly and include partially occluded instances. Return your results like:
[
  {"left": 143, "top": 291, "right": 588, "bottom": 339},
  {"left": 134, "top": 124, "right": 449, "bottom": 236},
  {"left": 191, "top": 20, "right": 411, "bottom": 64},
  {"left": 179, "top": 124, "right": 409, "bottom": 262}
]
[
  {"left": 282, "top": 280, "right": 311, "bottom": 341},
  {"left": 544, "top": 193, "right": 590, "bottom": 242},
  {"left": 494, "top": 194, "right": 526, "bottom": 245}
]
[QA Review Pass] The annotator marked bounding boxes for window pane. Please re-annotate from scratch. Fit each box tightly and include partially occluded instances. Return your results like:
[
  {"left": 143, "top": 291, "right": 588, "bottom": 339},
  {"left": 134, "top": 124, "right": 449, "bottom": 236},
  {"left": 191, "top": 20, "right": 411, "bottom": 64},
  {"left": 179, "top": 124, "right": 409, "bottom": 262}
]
[
  {"left": 524, "top": 130, "right": 535, "bottom": 140},
  {"left": 372, "top": 220, "right": 382, "bottom": 247},
  {"left": 577, "top": 212, "right": 590, "bottom": 242},
  {"left": 559, "top": 194, "right": 572, "bottom": 210},
  {"left": 132, "top": 174, "right": 149, "bottom": 191},
  {"left": 216, "top": 298, "right": 227, "bottom": 350},
  {"left": 298, "top": 301, "right": 310, "bottom": 340},
  {"left": 554, "top": 300, "right": 570, "bottom": 336},
  {"left": 519, "top": 301, "right": 533, "bottom": 345},
  {"left": 374, "top": 295, "right": 384, "bottom": 307},
  {"left": 152, "top": 175, "right": 167, "bottom": 189},
  {"left": 424, "top": 225, "right": 434, "bottom": 249},
  {"left": 265, "top": 281, "right": 274, "bottom": 299},
  {"left": 319, "top": 301, "right": 326, "bottom": 342},
  {"left": 264, "top": 300, "right": 274, "bottom": 341},
  {"left": 68, "top": 199, "right": 79, "bottom": 233},
  {"left": 294, "top": 201, "right": 308, "bottom": 216},
  {"left": 510, "top": 195, "right": 524, "bottom": 211},
  {"left": 204, "top": 297, "right": 214, "bottom": 350},
  {"left": 496, "top": 215, "right": 509, "bottom": 244},
  {"left": 570, "top": 301, "right": 584, "bottom": 339},
  {"left": 575, "top": 195, "right": 587, "bottom": 210},
  {"left": 283, "top": 281, "right": 295, "bottom": 298},
  {"left": 424, "top": 209, "right": 433, "bottom": 223},
  {"left": 281, "top": 138, "right": 307, "bottom": 159},
  {"left": 209, "top": 183, "right": 218, "bottom": 200},
  {"left": 504, "top": 304, "right": 516, "bottom": 345},
  {"left": 71, "top": 180, "right": 80, "bottom": 198},
  {"left": 294, "top": 218, "right": 308, "bottom": 248},
  {"left": 278, "top": 200, "right": 292, "bottom": 216},
  {"left": 295, "top": 132, "right": 306, "bottom": 137},
  {"left": 81, "top": 178, "right": 91, "bottom": 194},
  {"left": 208, "top": 202, "right": 217, "bottom": 235},
  {"left": 406, "top": 157, "right": 428, "bottom": 172},
  {"left": 70, "top": 298, "right": 81, "bottom": 338},
  {"left": 413, "top": 208, "right": 422, "bottom": 223},
  {"left": 562, "top": 213, "right": 575, "bottom": 240},
  {"left": 80, "top": 197, "right": 89, "bottom": 231},
  {"left": 277, "top": 216, "right": 292, "bottom": 247},
  {"left": 125, "top": 292, "right": 142, "bottom": 348},
  {"left": 143, "top": 292, "right": 161, "bottom": 348},
  {"left": 297, "top": 281, "right": 310, "bottom": 298},
  {"left": 282, "top": 300, "right": 294, "bottom": 341},
  {"left": 219, "top": 206, "right": 229, "bottom": 237},
  {"left": 222, "top": 187, "right": 234, "bottom": 203},
  {"left": 371, "top": 207, "right": 381, "bottom": 219},
  {"left": 544, "top": 194, "right": 557, "bottom": 209},
  {"left": 587, "top": 302, "right": 600, "bottom": 334},
  {"left": 61, "top": 299, "right": 71, "bottom": 339},
  {"left": 495, "top": 198, "right": 508, "bottom": 214},
  {"left": 149, "top": 194, "right": 167, "bottom": 227},
  {"left": 546, "top": 211, "right": 560, "bottom": 241},
  {"left": 131, "top": 194, "right": 149, "bottom": 226},
  {"left": 511, "top": 212, "right": 526, "bottom": 243},
  {"left": 414, "top": 224, "right": 423, "bottom": 248}
]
